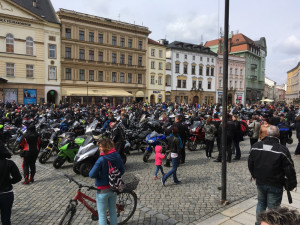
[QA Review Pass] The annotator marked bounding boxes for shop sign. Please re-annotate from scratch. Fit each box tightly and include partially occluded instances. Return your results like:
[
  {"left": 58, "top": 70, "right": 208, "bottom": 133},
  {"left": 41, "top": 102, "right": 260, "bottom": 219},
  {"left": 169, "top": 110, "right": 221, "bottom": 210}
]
[
  {"left": 0, "top": 18, "right": 31, "bottom": 26},
  {"left": 218, "top": 91, "right": 223, "bottom": 95},
  {"left": 24, "top": 89, "right": 37, "bottom": 104},
  {"left": 153, "top": 91, "right": 161, "bottom": 93},
  {"left": 102, "top": 97, "right": 108, "bottom": 100}
]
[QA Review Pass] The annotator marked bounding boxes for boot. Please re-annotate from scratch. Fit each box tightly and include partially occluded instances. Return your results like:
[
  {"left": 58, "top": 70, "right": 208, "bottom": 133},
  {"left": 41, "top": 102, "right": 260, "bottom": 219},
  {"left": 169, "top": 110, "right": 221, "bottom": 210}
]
[
  {"left": 29, "top": 174, "right": 35, "bottom": 183},
  {"left": 23, "top": 176, "right": 30, "bottom": 185}
]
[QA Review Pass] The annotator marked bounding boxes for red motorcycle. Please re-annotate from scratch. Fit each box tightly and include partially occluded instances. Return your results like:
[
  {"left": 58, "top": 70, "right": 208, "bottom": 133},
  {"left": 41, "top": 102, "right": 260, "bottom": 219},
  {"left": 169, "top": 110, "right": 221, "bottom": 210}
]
[{"left": 187, "top": 121, "right": 206, "bottom": 151}]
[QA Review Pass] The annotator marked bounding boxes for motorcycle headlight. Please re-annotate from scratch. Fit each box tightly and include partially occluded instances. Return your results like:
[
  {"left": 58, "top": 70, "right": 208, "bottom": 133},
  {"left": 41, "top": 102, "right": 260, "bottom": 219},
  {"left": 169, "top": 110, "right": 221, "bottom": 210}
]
[
  {"left": 148, "top": 140, "right": 154, "bottom": 144},
  {"left": 192, "top": 128, "right": 196, "bottom": 132}
]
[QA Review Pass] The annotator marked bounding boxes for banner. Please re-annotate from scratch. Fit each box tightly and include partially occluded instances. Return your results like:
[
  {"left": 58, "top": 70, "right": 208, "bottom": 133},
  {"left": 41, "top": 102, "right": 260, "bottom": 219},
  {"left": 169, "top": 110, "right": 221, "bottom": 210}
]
[
  {"left": 4, "top": 89, "right": 17, "bottom": 103},
  {"left": 24, "top": 89, "right": 36, "bottom": 104}
]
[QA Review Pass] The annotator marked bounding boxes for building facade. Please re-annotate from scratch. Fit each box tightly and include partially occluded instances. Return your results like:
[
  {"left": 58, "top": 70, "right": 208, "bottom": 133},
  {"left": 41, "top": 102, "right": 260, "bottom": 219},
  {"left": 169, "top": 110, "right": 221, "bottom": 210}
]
[
  {"left": 274, "top": 84, "right": 286, "bottom": 103},
  {"left": 286, "top": 62, "right": 300, "bottom": 104},
  {"left": 205, "top": 33, "right": 267, "bottom": 104},
  {"left": 264, "top": 77, "right": 276, "bottom": 100},
  {"left": 165, "top": 41, "right": 217, "bottom": 104},
  {"left": 216, "top": 54, "right": 246, "bottom": 105},
  {"left": 146, "top": 38, "right": 166, "bottom": 103},
  {"left": 57, "top": 9, "right": 151, "bottom": 105},
  {"left": 0, "top": 0, "right": 61, "bottom": 104}
]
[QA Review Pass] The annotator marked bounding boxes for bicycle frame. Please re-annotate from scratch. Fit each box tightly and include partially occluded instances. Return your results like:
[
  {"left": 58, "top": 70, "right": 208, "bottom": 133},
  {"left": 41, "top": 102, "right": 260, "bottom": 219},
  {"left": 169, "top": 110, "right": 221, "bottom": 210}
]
[{"left": 74, "top": 189, "right": 98, "bottom": 217}]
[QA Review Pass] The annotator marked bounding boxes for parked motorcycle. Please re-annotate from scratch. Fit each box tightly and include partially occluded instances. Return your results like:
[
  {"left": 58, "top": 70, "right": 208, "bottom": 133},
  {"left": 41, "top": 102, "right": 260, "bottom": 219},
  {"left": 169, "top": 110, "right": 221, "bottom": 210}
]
[
  {"left": 187, "top": 121, "right": 205, "bottom": 151},
  {"left": 143, "top": 131, "right": 167, "bottom": 163}
]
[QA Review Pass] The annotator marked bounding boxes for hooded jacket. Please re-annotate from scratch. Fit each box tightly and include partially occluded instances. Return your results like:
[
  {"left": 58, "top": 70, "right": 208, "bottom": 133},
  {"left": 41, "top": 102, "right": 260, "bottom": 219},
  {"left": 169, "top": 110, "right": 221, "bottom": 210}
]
[{"left": 154, "top": 145, "right": 165, "bottom": 166}]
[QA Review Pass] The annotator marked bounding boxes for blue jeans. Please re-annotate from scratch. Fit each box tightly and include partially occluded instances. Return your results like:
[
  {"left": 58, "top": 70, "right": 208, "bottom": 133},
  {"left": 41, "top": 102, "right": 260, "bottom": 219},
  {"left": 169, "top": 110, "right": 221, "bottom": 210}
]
[
  {"left": 0, "top": 192, "right": 14, "bottom": 225},
  {"left": 96, "top": 190, "right": 117, "bottom": 225},
  {"left": 233, "top": 140, "right": 241, "bottom": 159},
  {"left": 162, "top": 157, "right": 179, "bottom": 183},
  {"left": 154, "top": 165, "right": 165, "bottom": 177},
  {"left": 255, "top": 184, "right": 283, "bottom": 225}
]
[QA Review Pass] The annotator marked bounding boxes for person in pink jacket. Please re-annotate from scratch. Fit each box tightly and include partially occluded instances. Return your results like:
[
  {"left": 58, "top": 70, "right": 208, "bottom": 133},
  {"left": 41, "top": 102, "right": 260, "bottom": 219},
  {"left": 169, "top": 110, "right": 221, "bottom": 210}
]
[{"left": 154, "top": 145, "right": 165, "bottom": 179}]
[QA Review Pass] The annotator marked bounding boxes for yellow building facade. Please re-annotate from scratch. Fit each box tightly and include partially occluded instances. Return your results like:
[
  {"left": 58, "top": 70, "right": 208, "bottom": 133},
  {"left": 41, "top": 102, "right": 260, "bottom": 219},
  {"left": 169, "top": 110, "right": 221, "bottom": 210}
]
[
  {"left": 286, "top": 62, "right": 300, "bottom": 104},
  {"left": 57, "top": 9, "right": 151, "bottom": 105},
  {"left": 146, "top": 39, "right": 166, "bottom": 103},
  {"left": 0, "top": 0, "right": 61, "bottom": 104}
]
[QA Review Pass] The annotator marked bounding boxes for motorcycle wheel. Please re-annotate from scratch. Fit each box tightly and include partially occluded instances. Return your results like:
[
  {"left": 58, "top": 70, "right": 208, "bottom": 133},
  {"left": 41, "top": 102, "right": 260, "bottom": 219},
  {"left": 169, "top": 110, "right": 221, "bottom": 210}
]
[
  {"left": 7, "top": 139, "right": 15, "bottom": 151},
  {"left": 39, "top": 150, "right": 52, "bottom": 164},
  {"left": 187, "top": 140, "right": 197, "bottom": 151},
  {"left": 143, "top": 151, "right": 151, "bottom": 163},
  {"left": 12, "top": 144, "right": 21, "bottom": 155},
  {"left": 53, "top": 156, "right": 66, "bottom": 169},
  {"left": 73, "top": 164, "right": 80, "bottom": 174},
  {"left": 79, "top": 163, "right": 93, "bottom": 177}
]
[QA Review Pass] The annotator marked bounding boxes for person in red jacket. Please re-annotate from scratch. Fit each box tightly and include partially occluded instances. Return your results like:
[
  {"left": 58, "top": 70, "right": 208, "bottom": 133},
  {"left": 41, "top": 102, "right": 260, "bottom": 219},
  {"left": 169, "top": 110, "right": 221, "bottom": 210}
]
[{"left": 20, "top": 125, "right": 41, "bottom": 184}]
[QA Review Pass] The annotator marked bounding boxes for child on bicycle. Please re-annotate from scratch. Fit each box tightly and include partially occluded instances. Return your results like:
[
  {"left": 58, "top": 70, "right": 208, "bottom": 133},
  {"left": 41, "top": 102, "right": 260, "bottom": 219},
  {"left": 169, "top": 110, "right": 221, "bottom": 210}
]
[{"left": 154, "top": 145, "right": 165, "bottom": 180}]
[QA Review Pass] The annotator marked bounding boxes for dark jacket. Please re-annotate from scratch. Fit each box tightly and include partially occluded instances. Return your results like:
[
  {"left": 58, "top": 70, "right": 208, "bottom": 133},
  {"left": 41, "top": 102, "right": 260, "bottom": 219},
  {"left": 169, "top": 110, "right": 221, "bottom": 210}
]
[
  {"left": 173, "top": 122, "right": 189, "bottom": 141},
  {"left": 296, "top": 120, "right": 300, "bottom": 140},
  {"left": 277, "top": 122, "right": 292, "bottom": 139},
  {"left": 89, "top": 150, "right": 125, "bottom": 188},
  {"left": 233, "top": 120, "right": 243, "bottom": 142},
  {"left": 0, "top": 159, "right": 22, "bottom": 193},
  {"left": 167, "top": 135, "right": 181, "bottom": 156},
  {"left": 248, "top": 137, "right": 297, "bottom": 189},
  {"left": 20, "top": 131, "right": 41, "bottom": 156}
]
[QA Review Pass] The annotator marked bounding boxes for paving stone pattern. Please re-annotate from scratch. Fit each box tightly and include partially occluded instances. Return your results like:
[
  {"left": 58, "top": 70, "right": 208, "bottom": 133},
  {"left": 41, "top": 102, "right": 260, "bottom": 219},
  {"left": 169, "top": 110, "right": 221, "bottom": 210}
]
[{"left": 10, "top": 134, "right": 299, "bottom": 225}]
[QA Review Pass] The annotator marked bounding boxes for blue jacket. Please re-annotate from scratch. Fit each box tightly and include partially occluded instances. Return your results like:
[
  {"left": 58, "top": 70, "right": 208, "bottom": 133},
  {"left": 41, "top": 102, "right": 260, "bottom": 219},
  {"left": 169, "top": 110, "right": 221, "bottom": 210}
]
[{"left": 89, "top": 151, "right": 125, "bottom": 187}]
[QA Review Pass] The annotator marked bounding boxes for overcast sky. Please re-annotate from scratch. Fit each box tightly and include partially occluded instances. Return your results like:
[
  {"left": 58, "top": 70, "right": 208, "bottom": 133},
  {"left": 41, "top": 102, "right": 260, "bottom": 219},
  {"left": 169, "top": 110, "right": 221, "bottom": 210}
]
[{"left": 51, "top": 0, "right": 300, "bottom": 85}]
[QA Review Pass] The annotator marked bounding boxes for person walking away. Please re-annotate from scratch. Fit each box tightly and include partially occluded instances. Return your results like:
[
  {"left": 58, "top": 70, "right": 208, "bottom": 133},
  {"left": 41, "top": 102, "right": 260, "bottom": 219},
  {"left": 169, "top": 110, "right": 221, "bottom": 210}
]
[
  {"left": 248, "top": 115, "right": 261, "bottom": 147},
  {"left": 259, "top": 118, "right": 270, "bottom": 140},
  {"left": 173, "top": 115, "right": 188, "bottom": 164},
  {"left": 248, "top": 126, "right": 297, "bottom": 225},
  {"left": 212, "top": 114, "right": 221, "bottom": 155},
  {"left": 109, "top": 121, "right": 126, "bottom": 162},
  {"left": 89, "top": 139, "right": 125, "bottom": 225},
  {"left": 162, "top": 126, "right": 181, "bottom": 186},
  {"left": 154, "top": 145, "right": 165, "bottom": 179},
  {"left": 204, "top": 117, "right": 216, "bottom": 159},
  {"left": 0, "top": 140, "right": 22, "bottom": 225},
  {"left": 277, "top": 115, "right": 292, "bottom": 146},
  {"left": 232, "top": 115, "right": 243, "bottom": 160},
  {"left": 20, "top": 125, "right": 41, "bottom": 184},
  {"left": 294, "top": 115, "right": 300, "bottom": 155}
]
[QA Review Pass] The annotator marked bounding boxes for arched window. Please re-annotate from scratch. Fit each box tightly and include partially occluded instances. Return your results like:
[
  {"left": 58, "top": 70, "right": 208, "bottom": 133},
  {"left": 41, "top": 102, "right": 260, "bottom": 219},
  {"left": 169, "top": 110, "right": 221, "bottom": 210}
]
[
  {"left": 6, "top": 33, "right": 14, "bottom": 53},
  {"left": 26, "top": 37, "right": 34, "bottom": 55}
]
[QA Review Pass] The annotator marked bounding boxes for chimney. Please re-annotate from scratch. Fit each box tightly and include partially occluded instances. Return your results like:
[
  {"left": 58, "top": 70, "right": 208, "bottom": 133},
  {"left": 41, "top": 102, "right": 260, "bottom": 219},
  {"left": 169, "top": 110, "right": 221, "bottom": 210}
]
[
  {"left": 159, "top": 39, "right": 169, "bottom": 46},
  {"left": 33, "top": 0, "right": 37, "bottom": 8}
]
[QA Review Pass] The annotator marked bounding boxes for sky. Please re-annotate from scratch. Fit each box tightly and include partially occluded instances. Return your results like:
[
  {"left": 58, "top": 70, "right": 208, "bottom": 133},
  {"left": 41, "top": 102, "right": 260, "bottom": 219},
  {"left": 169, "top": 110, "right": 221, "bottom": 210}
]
[{"left": 51, "top": 0, "right": 300, "bottom": 85}]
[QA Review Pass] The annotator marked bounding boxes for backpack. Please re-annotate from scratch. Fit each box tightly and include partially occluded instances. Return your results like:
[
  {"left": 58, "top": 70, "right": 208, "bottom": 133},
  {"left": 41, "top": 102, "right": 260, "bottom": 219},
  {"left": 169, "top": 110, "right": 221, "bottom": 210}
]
[
  {"left": 108, "top": 160, "right": 124, "bottom": 192},
  {"left": 240, "top": 121, "right": 248, "bottom": 136}
]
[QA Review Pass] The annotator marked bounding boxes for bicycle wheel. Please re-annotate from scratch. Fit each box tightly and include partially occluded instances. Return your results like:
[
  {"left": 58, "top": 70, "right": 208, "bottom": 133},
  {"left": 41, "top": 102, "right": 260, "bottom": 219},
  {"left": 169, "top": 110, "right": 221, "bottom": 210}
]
[
  {"left": 58, "top": 204, "right": 77, "bottom": 225},
  {"left": 107, "top": 190, "right": 137, "bottom": 225}
]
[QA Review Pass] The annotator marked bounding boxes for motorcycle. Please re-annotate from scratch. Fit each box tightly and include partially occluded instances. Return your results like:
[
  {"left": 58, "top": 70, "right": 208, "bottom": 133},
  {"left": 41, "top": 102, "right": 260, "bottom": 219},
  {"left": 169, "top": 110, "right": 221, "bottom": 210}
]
[
  {"left": 8, "top": 125, "right": 27, "bottom": 154},
  {"left": 143, "top": 131, "right": 167, "bottom": 163},
  {"left": 187, "top": 121, "right": 206, "bottom": 151}
]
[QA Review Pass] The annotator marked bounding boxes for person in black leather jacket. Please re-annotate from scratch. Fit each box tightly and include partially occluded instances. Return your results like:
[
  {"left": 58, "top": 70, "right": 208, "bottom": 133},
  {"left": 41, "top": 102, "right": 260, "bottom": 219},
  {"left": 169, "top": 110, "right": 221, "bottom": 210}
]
[
  {"left": 109, "top": 122, "right": 126, "bottom": 160},
  {"left": 295, "top": 115, "right": 300, "bottom": 155},
  {"left": 0, "top": 141, "right": 22, "bottom": 225},
  {"left": 173, "top": 115, "right": 189, "bottom": 164},
  {"left": 277, "top": 116, "right": 292, "bottom": 146}
]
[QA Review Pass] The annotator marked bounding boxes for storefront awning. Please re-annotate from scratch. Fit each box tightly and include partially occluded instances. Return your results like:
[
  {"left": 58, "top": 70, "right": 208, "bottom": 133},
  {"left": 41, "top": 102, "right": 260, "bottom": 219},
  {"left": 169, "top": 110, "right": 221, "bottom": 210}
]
[
  {"left": 63, "top": 88, "right": 133, "bottom": 97},
  {"left": 135, "top": 91, "right": 144, "bottom": 97}
]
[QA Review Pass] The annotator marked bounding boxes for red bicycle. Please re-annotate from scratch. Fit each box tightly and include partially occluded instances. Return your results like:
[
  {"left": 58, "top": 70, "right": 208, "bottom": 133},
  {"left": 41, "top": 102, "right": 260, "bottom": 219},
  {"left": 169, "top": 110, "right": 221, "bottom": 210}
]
[{"left": 59, "top": 174, "right": 138, "bottom": 225}]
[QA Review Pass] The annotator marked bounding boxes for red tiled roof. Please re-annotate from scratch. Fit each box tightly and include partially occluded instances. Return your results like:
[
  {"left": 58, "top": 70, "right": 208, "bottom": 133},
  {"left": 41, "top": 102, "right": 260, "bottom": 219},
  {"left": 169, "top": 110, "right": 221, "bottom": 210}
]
[{"left": 148, "top": 38, "right": 164, "bottom": 46}]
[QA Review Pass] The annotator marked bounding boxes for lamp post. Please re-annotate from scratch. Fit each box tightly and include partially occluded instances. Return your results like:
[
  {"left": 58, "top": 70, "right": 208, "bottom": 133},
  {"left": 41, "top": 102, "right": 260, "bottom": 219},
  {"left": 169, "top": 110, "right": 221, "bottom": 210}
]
[{"left": 86, "top": 81, "right": 88, "bottom": 106}]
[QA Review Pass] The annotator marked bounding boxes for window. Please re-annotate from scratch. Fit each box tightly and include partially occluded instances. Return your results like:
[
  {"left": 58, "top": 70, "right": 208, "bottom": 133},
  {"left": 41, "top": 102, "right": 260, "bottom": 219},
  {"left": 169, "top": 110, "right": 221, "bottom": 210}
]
[
  {"left": 79, "top": 49, "right": 85, "bottom": 60},
  {"left": 208, "top": 81, "right": 211, "bottom": 89},
  {"left": 151, "top": 49, "right": 155, "bottom": 56},
  {"left": 184, "top": 55, "right": 187, "bottom": 59},
  {"left": 175, "top": 64, "right": 180, "bottom": 73},
  {"left": 235, "top": 68, "right": 238, "bottom": 75},
  {"left": 212, "top": 58, "right": 214, "bottom": 63},
  {"left": 49, "top": 66, "right": 56, "bottom": 80},
  {"left": 26, "top": 37, "right": 33, "bottom": 55},
  {"left": 120, "top": 73, "right": 125, "bottom": 83},
  {"left": 200, "top": 56, "right": 203, "bottom": 61},
  {"left": 151, "top": 76, "right": 155, "bottom": 84},
  {"left": 79, "top": 69, "right": 85, "bottom": 81},
  {"left": 207, "top": 58, "right": 209, "bottom": 62},
  {"left": 120, "top": 38, "right": 125, "bottom": 47},
  {"left": 128, "top": 73, "right": 132, "bottom": 83},
  {"left": 177, "top": 79, "right": 186, "bottom": 88},
  {"left": 138, "top": 41, "right": 143, "bottom": 50},
  {"left": 65, "top": 47, "right": 71, "bottom": 58},
  {"left": 98, "top": 71, "right": 103, "bottom": 82},
  {"left": 192, "top": 80, "right": 196, "bottom": 88},
  {"left": 151, "top": 61, "right": 155, "bottom": 69},
  {"left": 183, "top": 64, "right": 188, "bottom": 74},
  {"left": 206, "top": 66, "right": 210, "bottom": 76},
  {"left": 218, "top": 79, "right": 222, "bottom": 88},
  {"left": 89, "top": 32, "right": 94, "bottom": 42},
  {"left": 79, "top": 30, "right": 85, "bottom": 41},
  {"left": 235, "top": 80, "right": 237, "bottom": 88},
  {"left": 199, "top": 66, "right": 203, "bottom": 75},
  {"left": 26, "top": 65, "right": 34, "bottom": 78},
  {"left": 219, "top": 66, "right": 222, "bottom": 74},
  {"left": 128, "top": 55, "right": 132, "bottom": 65},
  {"left": 158, "top": 76, "right": 162, "bottom": 85},
  {"left": 159, "top": 62, "right": 162, "bottom": 70},
  {"left": 182, "top": 80, "right": 186, "bottom": 88},
  {"left": 120, "top": 54, "right": 125, "bottom": 64},
  {"left": 89, "top": 50, "right": 94, "bottom": 61},
  {"left": 176, "top": 53, "right": 179, "bottom": 58},
  {"left": 229, "top": 80, "right": 232, "bottom": 88},
  {"left": 49, "top": 44, "right": 56, "bottom": 58},
  {"left": 112, "top": 53, "right": 116, "bottom": 63},
  {"left": 89, "top": 70, "right": 94, "bottom": 81},
  {"left": 6, "top": 34, "right": 14, "bottom": 53},
  {"left": 98, "top": 51, "right": 103, "bottom": 62},
  {"left": 128, "top": 39, "right": 132, "bottom": 48},
  {"left": 240, "top": 81, "right": 242, "bottom": 89},
  {"left": 198, "top": 81, "right": 202, "bottom": 89},
  {"left": 138, "top": 57, "right": 142, "bottom": 66},
  {"left": 177, "top": 79, "right": 181, "bottom": 88},
  {"left": 159, "top": 50, "right": 162, "bottom": 58},
  {"left": 138, "top": 74, "right": 142, "bottom": 84},
  {"left": 112, "top": 36, "right": 117, "bottom": 45},
  {"left": 65, "top": 68, "right": 71, "bottom": 80},
  {"left": 211, "top": 67, "right": 214, "bottom": 76},
  {"left": 65, "top": 28, "right": 71, "bottom": 38},
  {"left": 230, "top": 68, "right": 233, "bottom": 74},
  {"left": 193, "top": 56, "right": 195, "bottom": 60},
  {"left": 192, "top": 65, "right": 196, "bottom": 75},
  {"left": 98, "top": 34, "right": 103, "bottom": 43},
  {"left": 240, "top": 69, "right": 243, "bottom": 76},
  {"left": 112, "top": 72, "right": 117, "bottom": 82}
]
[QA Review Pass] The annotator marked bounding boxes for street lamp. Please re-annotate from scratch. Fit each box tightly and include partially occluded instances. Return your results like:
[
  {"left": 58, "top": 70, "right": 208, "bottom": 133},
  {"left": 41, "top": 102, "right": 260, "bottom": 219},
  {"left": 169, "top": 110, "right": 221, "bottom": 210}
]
[{"left": 86, "top": 81, "right": 88, "bottom": 106}]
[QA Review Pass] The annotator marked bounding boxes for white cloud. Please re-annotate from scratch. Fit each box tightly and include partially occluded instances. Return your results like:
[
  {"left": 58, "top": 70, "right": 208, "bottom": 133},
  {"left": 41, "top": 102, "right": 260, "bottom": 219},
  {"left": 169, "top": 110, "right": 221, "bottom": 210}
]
[
  {"left": 279, "top": 35, "right": 300, "bottom": 55},
  {"left": 165, "top": 13, "right": 218, "bottom": 43}
]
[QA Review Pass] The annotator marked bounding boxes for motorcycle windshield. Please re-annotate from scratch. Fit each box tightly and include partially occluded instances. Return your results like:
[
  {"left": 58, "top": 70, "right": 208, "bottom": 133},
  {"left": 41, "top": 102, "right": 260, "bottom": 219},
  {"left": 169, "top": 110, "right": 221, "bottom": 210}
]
[
  {"left": 59, "top": 137, "right": 69, "bottom": 147},
  {"left": 82, "top": 136, "right": 93, "bottom": 147},
  {"left": 71, "top": 121, "right": 80, "bottom": 129},
  {"left": 79, "top": 143, "right": 98, "bottom": 155},
  {"left": 86, "top": 120, "right": 98, "bottom": 134},
  {"left": 191, "top": 121, "right": 201, "bottom": 129}
]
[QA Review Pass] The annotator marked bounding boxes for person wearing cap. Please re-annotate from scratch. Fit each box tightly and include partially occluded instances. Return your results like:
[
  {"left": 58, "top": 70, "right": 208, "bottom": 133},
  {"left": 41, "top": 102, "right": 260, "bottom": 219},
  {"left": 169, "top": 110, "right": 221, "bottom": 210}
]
[{"left": 0, "top": 140, "right": 22, "bottom": 225}]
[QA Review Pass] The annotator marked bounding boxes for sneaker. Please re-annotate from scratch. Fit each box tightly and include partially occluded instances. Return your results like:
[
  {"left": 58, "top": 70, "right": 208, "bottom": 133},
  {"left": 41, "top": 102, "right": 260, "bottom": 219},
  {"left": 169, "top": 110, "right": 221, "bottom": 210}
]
[
  {"left": 233, "top": 157, "right": 240, "bottom": 161},
  {"left": 213, "top": 159, "right": 221, "bottom": 162},
  {"left": 174, "top": 181, "right": 181, "bottom": 185},
  {"left": 161, "top": 178, "right": 165, "bottom": 187},
  {"left": 154, "top": 176, "right": 159, "bottom": 180},
  {"left": 23, "top": 180, "right": 30, "bottom": 185}
]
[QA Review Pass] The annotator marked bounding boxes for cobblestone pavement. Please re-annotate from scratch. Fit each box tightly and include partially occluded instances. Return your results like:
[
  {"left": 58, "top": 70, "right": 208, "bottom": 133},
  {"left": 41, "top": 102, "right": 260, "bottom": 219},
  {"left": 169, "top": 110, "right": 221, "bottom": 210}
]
[{"left": 10, "top": 134, "right": 300, "bottom": 225}]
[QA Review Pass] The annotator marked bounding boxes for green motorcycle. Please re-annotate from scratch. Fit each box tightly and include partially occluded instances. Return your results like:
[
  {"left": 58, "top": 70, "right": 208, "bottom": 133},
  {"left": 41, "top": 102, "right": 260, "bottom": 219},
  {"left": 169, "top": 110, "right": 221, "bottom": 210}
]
[{"left": 53, "top": 132, "right": 86, "bottom": 169}]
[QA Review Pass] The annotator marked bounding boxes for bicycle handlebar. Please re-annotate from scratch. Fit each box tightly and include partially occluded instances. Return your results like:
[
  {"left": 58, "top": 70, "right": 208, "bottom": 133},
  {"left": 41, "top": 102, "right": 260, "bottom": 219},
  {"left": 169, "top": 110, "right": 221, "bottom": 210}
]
[{"left": 63, "top": 174, "right": 97, "bottom": 190}]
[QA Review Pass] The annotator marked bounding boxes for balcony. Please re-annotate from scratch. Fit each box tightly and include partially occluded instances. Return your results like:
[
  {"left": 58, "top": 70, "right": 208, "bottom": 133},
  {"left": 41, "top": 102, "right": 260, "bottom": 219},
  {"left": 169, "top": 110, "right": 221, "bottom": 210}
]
[{"left": 251, "top": 64, "right": 257, "bottom": 69}]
